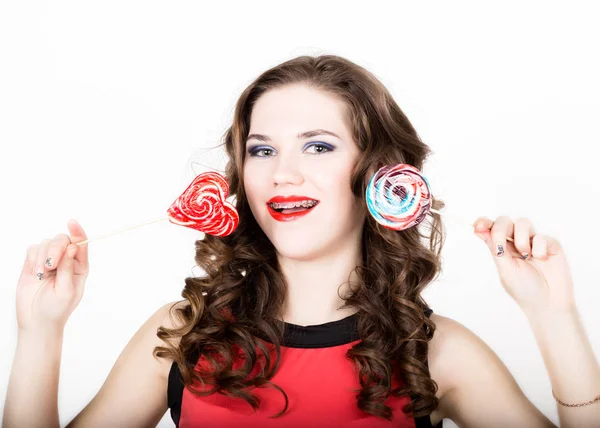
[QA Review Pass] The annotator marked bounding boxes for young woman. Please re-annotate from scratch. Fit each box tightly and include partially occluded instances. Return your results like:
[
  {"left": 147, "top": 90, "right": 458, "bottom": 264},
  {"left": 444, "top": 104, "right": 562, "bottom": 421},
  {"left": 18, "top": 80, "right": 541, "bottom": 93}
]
[{"left": 5, "top": 55, "right": 599, "bottom": 428}]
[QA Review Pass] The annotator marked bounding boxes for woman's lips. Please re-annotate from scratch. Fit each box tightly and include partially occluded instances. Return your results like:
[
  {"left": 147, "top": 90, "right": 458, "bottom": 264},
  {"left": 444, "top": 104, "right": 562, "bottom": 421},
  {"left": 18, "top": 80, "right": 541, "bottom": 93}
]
[{"left": 266, "top": 203, "right": 318, "bottom": 222}]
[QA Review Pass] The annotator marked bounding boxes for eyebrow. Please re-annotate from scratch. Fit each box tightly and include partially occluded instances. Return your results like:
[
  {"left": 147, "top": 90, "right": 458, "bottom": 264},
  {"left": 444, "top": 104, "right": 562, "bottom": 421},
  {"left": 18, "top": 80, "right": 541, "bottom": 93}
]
[{"left": 245, "top": 129, "right": 342, "bottom": 143}]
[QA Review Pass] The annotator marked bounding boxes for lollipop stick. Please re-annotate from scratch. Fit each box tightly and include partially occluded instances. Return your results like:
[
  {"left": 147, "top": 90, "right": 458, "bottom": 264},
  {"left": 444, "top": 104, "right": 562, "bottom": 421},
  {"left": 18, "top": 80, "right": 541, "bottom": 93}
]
[
  {"left": 75, "top": 216, "right": 170, "bottom": 246},
  {"left": 429, "top": 208, "right": 515, "bottom": 243}
]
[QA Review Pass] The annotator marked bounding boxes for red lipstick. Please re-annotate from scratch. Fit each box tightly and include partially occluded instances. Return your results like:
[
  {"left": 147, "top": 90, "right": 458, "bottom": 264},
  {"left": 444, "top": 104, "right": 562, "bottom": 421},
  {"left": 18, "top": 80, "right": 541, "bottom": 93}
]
[{"left": 266, "top": 195, "right": 319, "bottom": 222}]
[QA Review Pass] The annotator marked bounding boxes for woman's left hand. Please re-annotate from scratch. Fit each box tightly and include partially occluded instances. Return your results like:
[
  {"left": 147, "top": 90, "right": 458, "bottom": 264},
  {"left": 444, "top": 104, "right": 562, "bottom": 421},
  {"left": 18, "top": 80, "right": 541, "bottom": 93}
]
[{"left": 472, "top": 216, "right": 576, "bottom": 314}]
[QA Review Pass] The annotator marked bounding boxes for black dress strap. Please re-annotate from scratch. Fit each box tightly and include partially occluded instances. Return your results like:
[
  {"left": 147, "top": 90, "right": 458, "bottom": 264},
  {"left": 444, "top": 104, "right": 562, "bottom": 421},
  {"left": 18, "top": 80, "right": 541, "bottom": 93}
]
[
  {"left": 167, "top": 345, "right": 202, "bottom": 427},
  {"left": 414, "top": 307, "right": 442, "bottom": 427}
]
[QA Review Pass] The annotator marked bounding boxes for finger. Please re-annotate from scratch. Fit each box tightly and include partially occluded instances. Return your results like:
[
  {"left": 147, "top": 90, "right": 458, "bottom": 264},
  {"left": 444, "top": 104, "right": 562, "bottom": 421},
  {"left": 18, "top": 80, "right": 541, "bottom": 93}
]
[
  {"left": 473, "top": 218, "right": 520, "bottom": 260},
  {"left": 513, "top": 217, "right": 536, "bottom": 260},
  {"left": 44, "top": 233, "right": 71, "bottom": 273},
  {"left": 55, "top": 243, "right": 78, "bottom": 296},
  {"left": 68, "top": 219, "right": 89, "bottom": 266},
  {"left": 490, "top": 216, "right": 514, "bottom": 257},
  {"left": 25, "top": 244, "right": 39, "bottom": 277},
  {"left": 532, "top": 235, "right": 549, "bottom": 261},
  {"left": 545, "top": 235, "right": 563, "bottom": 257},
  {"left": 472, "top": 216, "right": 494, "bottom": 233},
  {"left": 34, "top": 239, "right": 52, "bottom": 281}
]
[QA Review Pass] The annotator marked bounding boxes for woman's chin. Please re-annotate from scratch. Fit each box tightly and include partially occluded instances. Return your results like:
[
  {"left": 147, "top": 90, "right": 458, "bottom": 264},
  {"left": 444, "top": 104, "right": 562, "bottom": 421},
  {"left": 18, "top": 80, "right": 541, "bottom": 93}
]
[{"left": 272, "top": 240, "right": 327, "bottom": 261}]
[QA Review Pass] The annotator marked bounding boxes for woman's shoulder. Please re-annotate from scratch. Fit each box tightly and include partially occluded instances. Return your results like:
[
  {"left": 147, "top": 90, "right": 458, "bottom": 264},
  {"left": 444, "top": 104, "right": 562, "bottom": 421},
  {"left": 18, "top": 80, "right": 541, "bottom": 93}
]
[
  {"left": 427, "top": 312, "right": 472, "bottom": 390},
  {"left": 426, "top": 311, "right": 498, "bottom": 422},
  {"left": 152, "top": 299, "right": 190, "bottom": 336},
  {"left": 426, "top": 312, "right": 469, "bottom": 424},
  {"left": 425, "top": 311, "right": 554, "bottom": 427},
  {"left": 61, "top": 300, "right": 192, "bottom": 427},
  {"left": 157, "top": 299, "right": 190, "bottom": 327},
  {"left": 149, "top": 300, "right": 191, "bottom": 380}
]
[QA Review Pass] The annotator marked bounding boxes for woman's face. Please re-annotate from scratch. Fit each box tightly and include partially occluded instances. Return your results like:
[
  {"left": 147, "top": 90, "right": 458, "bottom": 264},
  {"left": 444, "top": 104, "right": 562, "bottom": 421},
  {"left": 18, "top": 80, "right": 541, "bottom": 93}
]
[{"left": 243, "top": 83, "right": 365, "bottom": 261}]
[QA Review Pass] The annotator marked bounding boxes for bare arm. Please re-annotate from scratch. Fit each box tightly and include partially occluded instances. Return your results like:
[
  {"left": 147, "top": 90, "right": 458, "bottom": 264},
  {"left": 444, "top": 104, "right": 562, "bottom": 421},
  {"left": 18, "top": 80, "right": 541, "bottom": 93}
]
[
  {"left": 430, "top": 314, "right": 556, "bottom": 428},
  {"left": 524, "top": 306, "right": 600, "bottom": 428},
  {"left": 3, "top": 328, "right": 63, "bottom": 428},
  {"left": 3, "top": 300, "right": 187, "bottom": 428},
  {"left": 432, "top": 308, "right": 600, "bottom": 428}
]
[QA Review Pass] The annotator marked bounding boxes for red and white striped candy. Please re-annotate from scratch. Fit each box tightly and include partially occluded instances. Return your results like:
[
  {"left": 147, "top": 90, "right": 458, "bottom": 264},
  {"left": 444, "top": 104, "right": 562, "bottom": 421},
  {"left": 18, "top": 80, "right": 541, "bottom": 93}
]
[{"left": 167, "top": 171, "right": 239, "bottom": 237}]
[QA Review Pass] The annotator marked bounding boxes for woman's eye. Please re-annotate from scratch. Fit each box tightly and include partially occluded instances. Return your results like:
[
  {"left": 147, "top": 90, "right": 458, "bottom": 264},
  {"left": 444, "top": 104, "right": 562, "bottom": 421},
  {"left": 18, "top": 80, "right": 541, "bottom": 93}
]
[
  {"left": 248, "top": 146, "right": 275, "bottom": 157},
  {"left": 304, "top": 142, "right": 334, "bottom": 154}
]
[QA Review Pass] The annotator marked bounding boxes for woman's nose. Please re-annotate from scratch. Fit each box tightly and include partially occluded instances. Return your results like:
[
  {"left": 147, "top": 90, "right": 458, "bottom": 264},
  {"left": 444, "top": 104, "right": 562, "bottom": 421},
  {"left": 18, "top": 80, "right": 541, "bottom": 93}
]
[{"left": 271, "top": 153, "right": 304, "bottom": 187}]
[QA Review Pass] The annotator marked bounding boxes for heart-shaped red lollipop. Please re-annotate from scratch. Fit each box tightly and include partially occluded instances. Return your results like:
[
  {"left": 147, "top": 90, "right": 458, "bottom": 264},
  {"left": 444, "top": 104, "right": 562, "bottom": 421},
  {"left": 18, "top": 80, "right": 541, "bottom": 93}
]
[{"left": 167, "top": 171, "right": 239, "bottom": 237}]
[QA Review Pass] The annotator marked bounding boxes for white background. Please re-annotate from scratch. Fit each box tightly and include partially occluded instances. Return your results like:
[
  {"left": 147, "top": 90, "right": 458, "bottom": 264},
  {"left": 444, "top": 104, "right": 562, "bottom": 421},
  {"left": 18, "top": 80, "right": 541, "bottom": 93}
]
[{"left": 1, "top": 1, "right": 599, "bottom": 427}]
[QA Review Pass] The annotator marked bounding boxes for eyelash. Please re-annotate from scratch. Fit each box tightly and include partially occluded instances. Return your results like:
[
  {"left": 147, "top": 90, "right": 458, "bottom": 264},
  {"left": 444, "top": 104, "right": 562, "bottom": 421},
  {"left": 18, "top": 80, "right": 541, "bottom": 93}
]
[{"left": 248, "top": 142, "right": 334, "bottom": 157}]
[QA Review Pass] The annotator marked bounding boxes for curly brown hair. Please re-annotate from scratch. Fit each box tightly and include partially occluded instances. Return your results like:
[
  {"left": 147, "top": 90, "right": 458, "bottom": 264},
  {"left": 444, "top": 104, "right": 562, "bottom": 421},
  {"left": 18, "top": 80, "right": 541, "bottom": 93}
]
[{"left": 154, "top": 54, "right": 447, "bottom": 421}]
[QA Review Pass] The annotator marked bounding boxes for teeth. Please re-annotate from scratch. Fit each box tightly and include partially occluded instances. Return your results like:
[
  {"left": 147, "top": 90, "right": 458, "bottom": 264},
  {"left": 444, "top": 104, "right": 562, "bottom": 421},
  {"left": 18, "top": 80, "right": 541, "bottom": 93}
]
[{"left": 270, "top": 200, "right": 318, "bottom": 209}]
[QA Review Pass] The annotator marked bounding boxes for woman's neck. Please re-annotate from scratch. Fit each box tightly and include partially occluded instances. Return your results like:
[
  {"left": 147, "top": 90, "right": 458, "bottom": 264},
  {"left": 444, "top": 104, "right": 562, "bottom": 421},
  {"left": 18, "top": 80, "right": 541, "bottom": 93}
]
[{"left": 277, "top": 247, "right": 362, "bottom": 327}]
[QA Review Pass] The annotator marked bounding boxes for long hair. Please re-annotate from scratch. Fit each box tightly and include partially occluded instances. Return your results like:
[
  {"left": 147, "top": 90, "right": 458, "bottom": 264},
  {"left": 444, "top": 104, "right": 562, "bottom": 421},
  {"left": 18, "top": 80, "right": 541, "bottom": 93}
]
[{"left": 154, "top": 54, "right": 446, "bottom": 420}]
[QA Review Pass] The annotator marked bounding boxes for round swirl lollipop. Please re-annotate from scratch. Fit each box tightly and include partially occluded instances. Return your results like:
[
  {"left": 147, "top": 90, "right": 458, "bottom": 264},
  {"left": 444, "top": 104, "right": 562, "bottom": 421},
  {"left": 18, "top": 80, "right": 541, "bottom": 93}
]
[
  {"left": 365, "top": 164, "right": 522, "bottom": 246},
  {"left": 366, "top": 164, "right": 432, "bottom": 231}
]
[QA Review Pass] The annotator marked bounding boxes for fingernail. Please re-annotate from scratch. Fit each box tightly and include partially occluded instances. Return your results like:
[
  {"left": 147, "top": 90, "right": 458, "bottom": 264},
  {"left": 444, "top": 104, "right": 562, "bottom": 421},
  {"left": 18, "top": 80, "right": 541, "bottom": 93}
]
[
  {"left": 37, "top": 272, "right": 43, "bottom": 280},
  {"left": 522, "top": 253, "right": 529, "bottom": 260},
  {"left": 45, "top": 257, "right": 52, "bottom": 267},
  {"left": 496, "top": 244, "right": 504, "bottom": 257}
]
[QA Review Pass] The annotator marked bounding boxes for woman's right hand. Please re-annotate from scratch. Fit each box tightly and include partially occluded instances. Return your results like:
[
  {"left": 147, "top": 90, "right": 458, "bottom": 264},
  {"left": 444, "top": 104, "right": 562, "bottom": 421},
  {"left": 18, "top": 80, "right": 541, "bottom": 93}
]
[{"left": 16, "top": 219, "right": 90, "bottom": 334}]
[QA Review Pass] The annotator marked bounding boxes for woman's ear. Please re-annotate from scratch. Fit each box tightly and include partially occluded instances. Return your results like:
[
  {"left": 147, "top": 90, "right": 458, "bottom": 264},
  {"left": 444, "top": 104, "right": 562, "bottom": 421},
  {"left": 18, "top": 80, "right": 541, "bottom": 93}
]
[
  {"left": 361, "top": 163, "right": 381, "bottom": 192},
  {"left": 365, "top": 163, "right": 383, "bottom": 183}
]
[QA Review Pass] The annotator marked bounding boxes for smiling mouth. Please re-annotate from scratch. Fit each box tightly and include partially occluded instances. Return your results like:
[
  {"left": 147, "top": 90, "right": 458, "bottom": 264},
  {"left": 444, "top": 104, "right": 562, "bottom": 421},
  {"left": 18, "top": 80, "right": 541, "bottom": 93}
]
[
  {"left": 268, "top": 200, "right": 319, "bottom": 212},
  {"left": 266, "top": 200, "right": 320, "bottom": 221}
]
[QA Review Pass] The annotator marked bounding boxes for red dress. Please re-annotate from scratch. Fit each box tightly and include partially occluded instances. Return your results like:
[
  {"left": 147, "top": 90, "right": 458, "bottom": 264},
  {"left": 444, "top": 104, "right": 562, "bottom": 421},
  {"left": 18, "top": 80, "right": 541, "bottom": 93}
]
[{"left": 168, "top": 309, "right": 441, "bottom": 428}]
